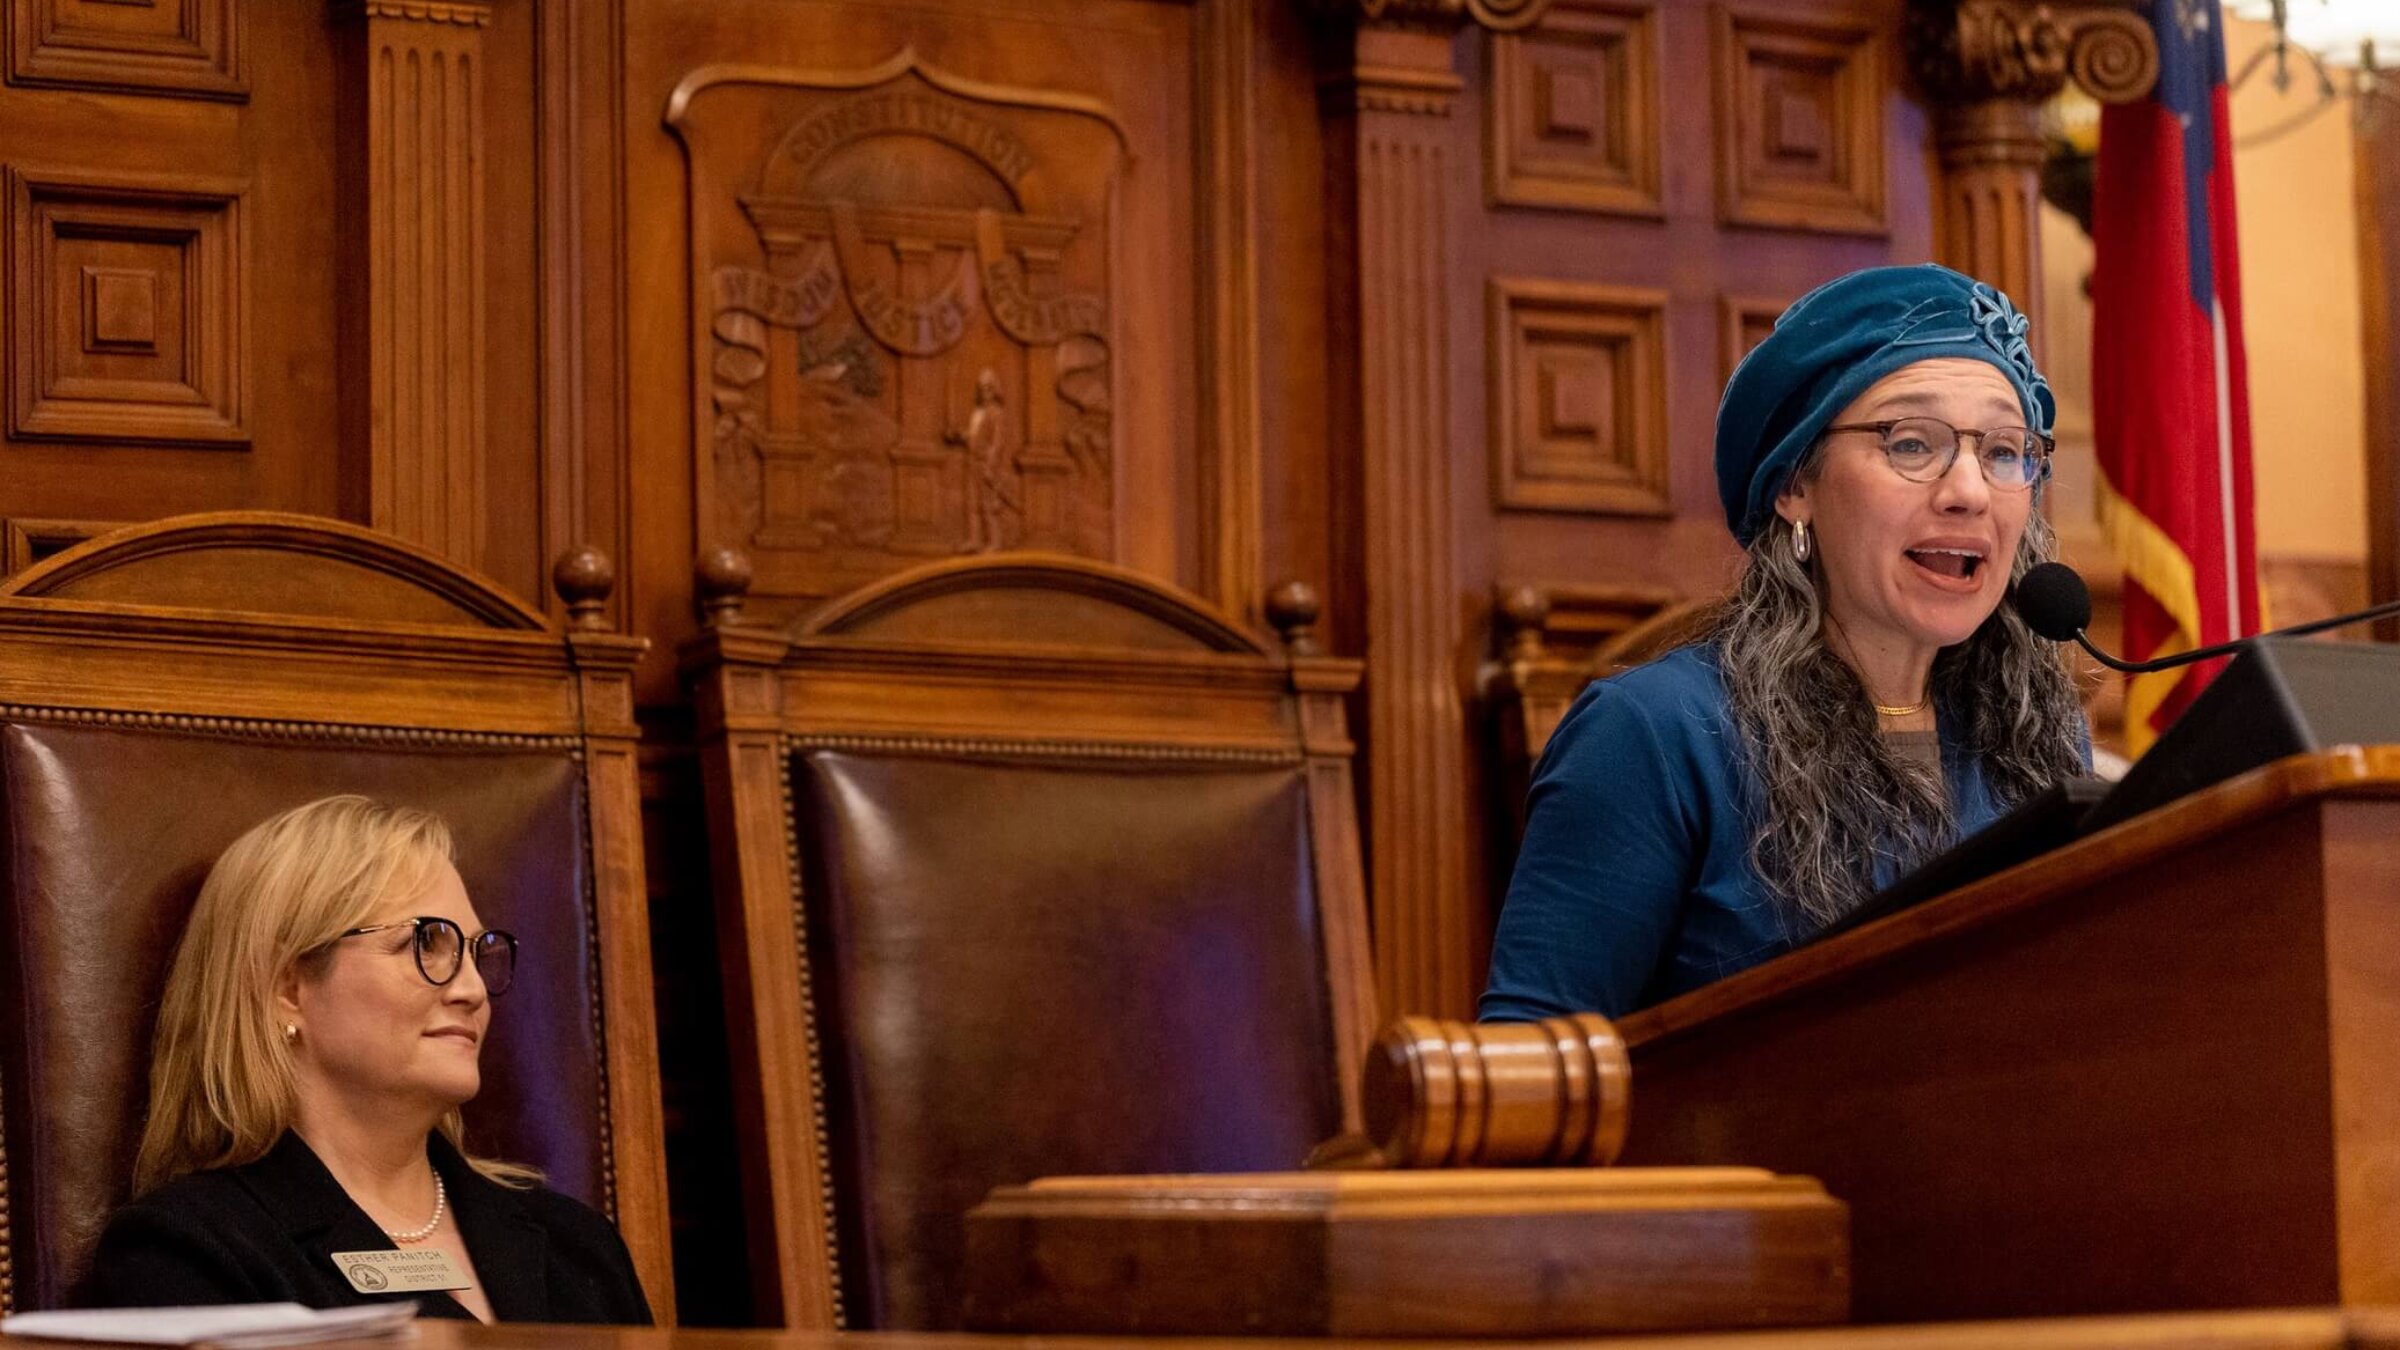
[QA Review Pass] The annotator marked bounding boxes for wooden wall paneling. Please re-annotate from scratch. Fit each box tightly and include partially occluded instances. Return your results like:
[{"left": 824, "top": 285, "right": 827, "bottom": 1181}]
[
  {"left": 1196, "top": 0, "right": 1264, "bottom": 623},
  {"left": 1250, "top": 0, "right": 1338, "bottom": 641},
  {"left": 1486, "top": 0, "right": 1662, "bottom": 216},
  {"left": 1720, "top": 294, "right": 1787, "bottom": 382},
  {"left": 335, "top": 0, "right": 492, "bottom": 571},
  {"left": 7, "top": 0, "right": 244, "bottom": 100},
  {"left": 536, "top": 0, "right": 631, "bottom": 629},
  {"left": 0, "top": 0, "right": 342, "bottom": 533},
  {"left": 1904, "top": 0, "right": 2158, "bottom": 327},
  {"left": 1487, "top": 275, "right": 1669, "bottom": 516},
  {"left": 1711, "top": 2, "right": 1888, "bottom": 236},
  {"left": 7, "top": 165, "right": 249, "bottom": 447},
  {"left": 1317, "top": 13, "right": 1483, "bottom": 1020}
]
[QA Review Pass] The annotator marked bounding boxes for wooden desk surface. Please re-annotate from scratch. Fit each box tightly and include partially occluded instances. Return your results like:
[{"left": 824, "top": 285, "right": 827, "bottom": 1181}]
[{"left": 9, "top": 1308, "right": 2400, "bottom": 1350}]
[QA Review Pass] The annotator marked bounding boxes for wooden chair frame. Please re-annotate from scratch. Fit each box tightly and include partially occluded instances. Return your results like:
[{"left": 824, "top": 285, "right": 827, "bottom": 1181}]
[
  {"left": 682, "top": 552, "right": 1376, "bottom": 1329},
  {"left": 0, "top": 511, "right": 672, "bottom": 1316}
]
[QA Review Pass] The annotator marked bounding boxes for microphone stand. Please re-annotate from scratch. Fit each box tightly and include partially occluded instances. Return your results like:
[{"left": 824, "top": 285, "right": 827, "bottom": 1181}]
[{"left": 2069, "top": 598, "right": 2400, "bottom": 674}]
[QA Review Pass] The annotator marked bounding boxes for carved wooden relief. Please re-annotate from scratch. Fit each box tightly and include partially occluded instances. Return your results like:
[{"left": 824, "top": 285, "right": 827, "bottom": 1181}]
[
  {"left": 1712, "top": 3, "right": 1885, "bottom": 235},
  {"left": 7, "top": 0, "right": 244, "bottom": 100},
  {"left": 670, "top": 55, "right": 1126, "bottom": 606},
  {"left": 1720, "top": 294, "right": 1786, "bottom": 381},
  {"left": 7, "top": 166, "right": 248, "bottom": 446},
  {"left": 1487, "top": 0, "right": 1659, "bottom": 215},
  {"left": 1489, "top": 276, "right": 1668, "bottom": 516}
]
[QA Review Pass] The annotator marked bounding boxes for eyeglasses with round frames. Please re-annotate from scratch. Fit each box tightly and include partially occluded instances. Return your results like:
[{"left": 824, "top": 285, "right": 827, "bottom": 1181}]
[
  {"left": 332, "top": 916, "right": 518, "bottom": 996},
  {"left": 1822, "top": 417, "right": 2053, "bottom": 490}
]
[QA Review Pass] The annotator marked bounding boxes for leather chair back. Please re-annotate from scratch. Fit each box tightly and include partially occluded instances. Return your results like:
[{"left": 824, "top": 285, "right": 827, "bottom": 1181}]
[
  {"left": 0, "top": 514, "right": 671, "bottom": 1314},
  {"left": 685, "top": 555, "right": 1374, "bottom": 1331}
]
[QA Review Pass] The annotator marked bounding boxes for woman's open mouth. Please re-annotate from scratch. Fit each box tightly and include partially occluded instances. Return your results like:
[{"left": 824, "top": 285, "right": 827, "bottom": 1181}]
[{"left": 1905, "top": 547, "right": 1985, "bottom": 586}]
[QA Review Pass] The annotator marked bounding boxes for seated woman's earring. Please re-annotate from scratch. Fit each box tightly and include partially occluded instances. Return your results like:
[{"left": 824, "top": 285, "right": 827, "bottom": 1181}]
[
  {"left": 1792, "top": 518, "right": 1812, "bottom": 565},
  {"left": 283, "top": 1022, "right": 298, "bottom": 1045}
]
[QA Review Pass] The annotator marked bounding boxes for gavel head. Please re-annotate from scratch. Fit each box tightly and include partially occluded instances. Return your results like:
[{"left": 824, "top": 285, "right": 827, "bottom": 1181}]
[{"left": 1360, "top": 1014, "right": 1631, "bottom": 1169}]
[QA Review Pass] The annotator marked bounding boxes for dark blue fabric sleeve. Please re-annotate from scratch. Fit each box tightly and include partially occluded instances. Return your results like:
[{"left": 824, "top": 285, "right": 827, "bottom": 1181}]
[{"left": 1479, "top": 677, "right": 1698, "bottom": 1022}]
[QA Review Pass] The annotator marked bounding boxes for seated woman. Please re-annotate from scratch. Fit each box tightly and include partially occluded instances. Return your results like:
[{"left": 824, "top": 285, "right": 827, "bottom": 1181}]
[
  {"left": 1482, "top": 264, "right": 2090, "bottom": 1021},
  {"left": 76, "top": 795, "right": 651, "bottom": 1324}
]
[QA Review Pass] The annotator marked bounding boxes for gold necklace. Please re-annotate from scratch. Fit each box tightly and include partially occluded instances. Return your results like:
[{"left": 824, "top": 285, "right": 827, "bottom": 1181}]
[{"left": 1874, "top": 698, "right": 1930, "bottom": 718}]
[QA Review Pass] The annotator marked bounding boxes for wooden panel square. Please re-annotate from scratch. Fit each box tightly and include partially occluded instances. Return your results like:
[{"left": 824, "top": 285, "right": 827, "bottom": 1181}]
[
  {"left": 10, "top": 166, "right": 248, "bottom": 446},
  {"left": 1489, "top": 277, "right": 1669, "bottom": 516},
  {"left": 1488, "top": 1, "right": 1661, "bottom": 216},
  {"left": 7, "top": 0, "right": 244, "bottom": 100},
  {"left": 82, "top": 265, "right": 158, "bottom": 352},
  {"left": 1712, "top": 4, "right": 1884, "bottom": 235},
  {"left": 1720, "top": 294, "right": 1788, "bottom": 382}
]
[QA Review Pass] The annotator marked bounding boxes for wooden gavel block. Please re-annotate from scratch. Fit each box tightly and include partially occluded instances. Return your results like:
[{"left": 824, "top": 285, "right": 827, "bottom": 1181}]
[{"left": 964, "top": 1014, "right": 1851, "bottom": 1336}]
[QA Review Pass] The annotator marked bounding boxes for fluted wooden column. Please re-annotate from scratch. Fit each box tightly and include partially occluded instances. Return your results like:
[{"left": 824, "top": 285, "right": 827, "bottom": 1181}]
[
  {"left": 336, "top": 0, "right": 491, "bottom": 566},
  {"left": 1908, "top": 0, "right": 2158, "bottom": 326},
  {"left": 1315, "top": 0, "right": 1547, "bottom": 1020}
]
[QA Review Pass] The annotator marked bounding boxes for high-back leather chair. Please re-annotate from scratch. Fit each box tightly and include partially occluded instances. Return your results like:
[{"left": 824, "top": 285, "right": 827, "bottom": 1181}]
[
  {"left": 0, "top": 513, "right": 671, "bottom": 1315},
  {"left": 683, "top": 553, "right": 1375, "bottom": 1331}
]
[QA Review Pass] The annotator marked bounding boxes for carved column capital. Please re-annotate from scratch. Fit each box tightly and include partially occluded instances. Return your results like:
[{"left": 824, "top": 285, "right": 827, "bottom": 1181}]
[
  {"left": 330, "top": 0, "right": 492, "bottom": 25},
  {"left": 1906, "top": 0, "right": 2159, "bottom": 106},
  {"left": 1304, "top": 0, "right": 1555, "bottom": 37}
]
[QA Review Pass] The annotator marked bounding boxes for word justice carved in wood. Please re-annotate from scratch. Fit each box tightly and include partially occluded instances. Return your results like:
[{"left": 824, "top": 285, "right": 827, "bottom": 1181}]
[{"left": 672, "top": 57, "right": 1124, "bottom": 606}]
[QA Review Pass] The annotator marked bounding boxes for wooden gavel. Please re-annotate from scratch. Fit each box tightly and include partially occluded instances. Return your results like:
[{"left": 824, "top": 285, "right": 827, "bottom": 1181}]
[{"left": 1315, "top": 1013, "right": 1631, "bottom": 1169}]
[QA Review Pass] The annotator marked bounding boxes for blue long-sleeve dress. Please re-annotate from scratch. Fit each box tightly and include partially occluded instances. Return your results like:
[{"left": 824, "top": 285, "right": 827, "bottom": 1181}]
[{"left": 1479, "top": 644, "right": 2027, "bottom": 1021}]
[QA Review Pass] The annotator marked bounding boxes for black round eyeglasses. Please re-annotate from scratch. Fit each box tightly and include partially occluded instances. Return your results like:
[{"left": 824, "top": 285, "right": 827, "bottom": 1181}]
[{"left": 333, "top": 916, "right": 518, "bottom": 996}]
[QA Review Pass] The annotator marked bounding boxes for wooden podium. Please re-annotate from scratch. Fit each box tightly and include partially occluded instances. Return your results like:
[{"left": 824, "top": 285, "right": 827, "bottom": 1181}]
[{"left": 1616, "top": 748, "right": 2400, "bottom": 1323}]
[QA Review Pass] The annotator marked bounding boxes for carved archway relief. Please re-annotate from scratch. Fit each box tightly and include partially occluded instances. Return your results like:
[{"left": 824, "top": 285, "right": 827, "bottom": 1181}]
[{"left": 670, "top": 53, "right": 1125, "bottom": 607}]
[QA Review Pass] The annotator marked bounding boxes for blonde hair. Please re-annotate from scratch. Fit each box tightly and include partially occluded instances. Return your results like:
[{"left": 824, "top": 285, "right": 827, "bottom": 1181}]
[{"left": 134, "top": 795, "right": 536, "bottom": 1193}]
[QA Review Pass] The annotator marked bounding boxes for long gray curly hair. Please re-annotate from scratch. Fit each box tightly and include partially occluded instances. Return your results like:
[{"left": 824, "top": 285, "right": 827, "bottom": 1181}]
[{"left": 1709, "top": 451, "right": 2088, "bottom": 931}]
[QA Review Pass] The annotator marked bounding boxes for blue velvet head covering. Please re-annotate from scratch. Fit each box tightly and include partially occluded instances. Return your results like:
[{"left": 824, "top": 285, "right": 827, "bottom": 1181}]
[{"left": 1715, "top": 264, "right": 2055, "bottom": 545}]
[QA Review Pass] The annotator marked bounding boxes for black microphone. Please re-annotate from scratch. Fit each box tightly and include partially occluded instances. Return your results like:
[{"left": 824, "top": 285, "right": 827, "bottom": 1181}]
[{"left": 2013, "top": 561, "right": 2400, "bottom": 674}]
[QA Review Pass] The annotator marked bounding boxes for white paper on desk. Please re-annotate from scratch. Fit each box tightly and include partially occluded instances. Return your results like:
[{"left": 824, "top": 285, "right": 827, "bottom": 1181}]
[{"left": 0, "top": 1302, "right": 416, "bottom": 1347}]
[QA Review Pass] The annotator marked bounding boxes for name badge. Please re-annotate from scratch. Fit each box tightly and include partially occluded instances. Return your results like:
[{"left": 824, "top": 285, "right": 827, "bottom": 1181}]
[{"left": 331, "top": 1248, "right": 471, "bottom": 1294}]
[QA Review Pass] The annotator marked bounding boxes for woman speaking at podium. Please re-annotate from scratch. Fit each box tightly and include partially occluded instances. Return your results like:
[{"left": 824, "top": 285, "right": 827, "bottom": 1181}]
[{"left": 1481, "top": 265, "right": 2091, "bottom": 1021}]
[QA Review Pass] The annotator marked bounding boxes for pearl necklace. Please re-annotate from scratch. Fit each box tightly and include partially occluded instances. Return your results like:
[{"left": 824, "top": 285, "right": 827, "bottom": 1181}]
[{"left": 385, "top": 1173, "right": 446, "bottom": 1245}]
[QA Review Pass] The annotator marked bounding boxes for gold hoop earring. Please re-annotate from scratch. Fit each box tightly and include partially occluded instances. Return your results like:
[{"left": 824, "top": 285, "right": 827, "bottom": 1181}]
[{"left": 1792, "top": 519, "right": 1812, "bottom": 565}]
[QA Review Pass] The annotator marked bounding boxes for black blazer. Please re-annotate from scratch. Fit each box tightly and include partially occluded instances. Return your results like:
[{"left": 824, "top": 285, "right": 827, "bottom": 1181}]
[{"left": 72, "top": 1132, "right": 651, "bottom": 1325}]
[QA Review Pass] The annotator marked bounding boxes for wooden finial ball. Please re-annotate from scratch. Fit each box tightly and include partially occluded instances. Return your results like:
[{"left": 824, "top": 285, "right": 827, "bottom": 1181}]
[
  {"left": 1498, "top": 585, "right": 1550, "bottom": 660},
  {"left": 552, "top": 546, "right": 614, "bottom": 631},
  {"left": 1498, "top": 585, "right": 1550, "bottom": 632},
  {"left": 695, "top": 546, "right": 754, "bottom": 628},
  {"left": 1266, "top": 580, "right": 1322, "bottom": 656}
]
